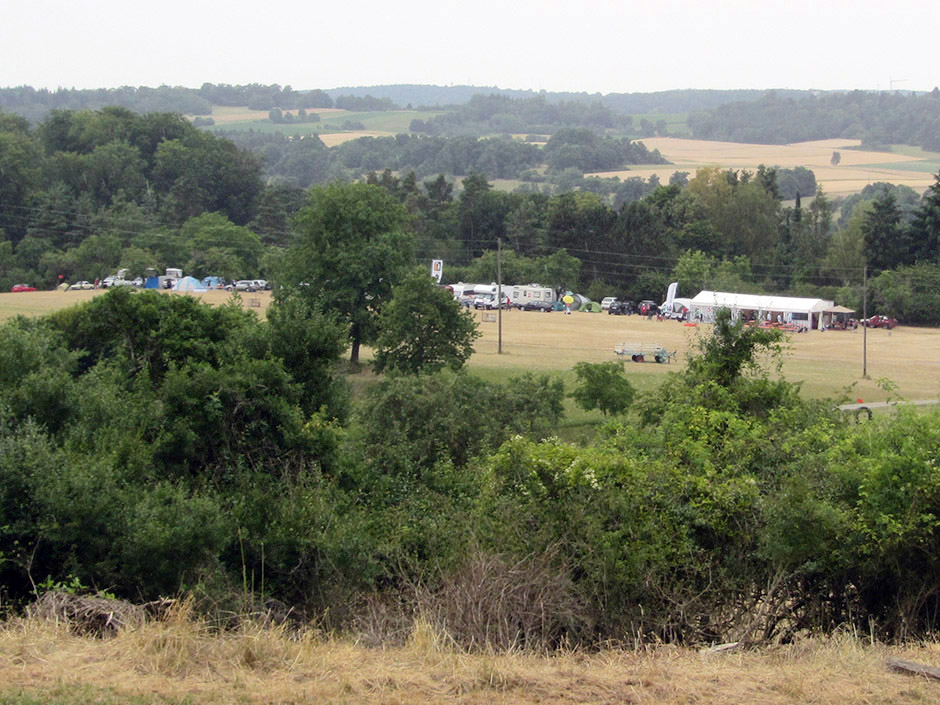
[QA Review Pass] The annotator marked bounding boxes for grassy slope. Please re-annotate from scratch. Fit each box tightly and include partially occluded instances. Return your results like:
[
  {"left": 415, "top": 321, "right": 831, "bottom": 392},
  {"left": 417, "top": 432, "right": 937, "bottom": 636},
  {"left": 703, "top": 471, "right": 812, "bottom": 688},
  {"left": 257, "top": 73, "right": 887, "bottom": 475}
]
[{"left": 206, "top": 108, "right": 444, "bottom": 135}]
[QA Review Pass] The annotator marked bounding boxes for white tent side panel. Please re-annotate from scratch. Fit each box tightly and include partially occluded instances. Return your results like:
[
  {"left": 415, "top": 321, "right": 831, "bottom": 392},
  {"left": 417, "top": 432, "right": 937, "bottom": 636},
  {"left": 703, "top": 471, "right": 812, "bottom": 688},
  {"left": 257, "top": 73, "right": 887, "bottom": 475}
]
[{"left": 688, "top": 291, "right": 834, "bottom": 330}]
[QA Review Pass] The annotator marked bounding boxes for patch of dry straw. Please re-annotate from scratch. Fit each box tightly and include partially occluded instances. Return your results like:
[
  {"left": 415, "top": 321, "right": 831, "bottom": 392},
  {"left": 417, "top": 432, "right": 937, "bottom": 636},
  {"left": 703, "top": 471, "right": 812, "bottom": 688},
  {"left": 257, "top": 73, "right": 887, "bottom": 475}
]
[{"left": 2, "top": 603, "right": 940, "bottom": 704}]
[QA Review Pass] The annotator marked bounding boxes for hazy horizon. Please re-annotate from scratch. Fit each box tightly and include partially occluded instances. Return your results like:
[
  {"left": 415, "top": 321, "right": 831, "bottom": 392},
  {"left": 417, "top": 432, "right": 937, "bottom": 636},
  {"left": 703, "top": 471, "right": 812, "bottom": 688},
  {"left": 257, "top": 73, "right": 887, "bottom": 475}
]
[{"left": 3, "top": 0, "right": 937, "bottom": 95}]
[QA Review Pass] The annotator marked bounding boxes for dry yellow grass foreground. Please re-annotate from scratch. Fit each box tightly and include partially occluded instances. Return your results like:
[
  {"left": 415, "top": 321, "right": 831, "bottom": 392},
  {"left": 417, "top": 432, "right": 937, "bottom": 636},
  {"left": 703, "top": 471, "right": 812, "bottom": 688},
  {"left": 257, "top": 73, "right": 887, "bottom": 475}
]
[{"left": 2, "top": 613, "right": 940, "bottom": 705}]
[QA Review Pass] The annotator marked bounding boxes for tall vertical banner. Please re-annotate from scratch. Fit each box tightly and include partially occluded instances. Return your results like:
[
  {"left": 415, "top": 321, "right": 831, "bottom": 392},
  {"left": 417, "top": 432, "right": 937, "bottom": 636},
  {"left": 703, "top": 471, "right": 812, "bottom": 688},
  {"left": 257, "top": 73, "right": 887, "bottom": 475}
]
[
  {"left": 665, "top": 281, "right": 678, "bottom": 306},
  {"left": 431, "top": 259, "right": 443, "bottom": 282}
]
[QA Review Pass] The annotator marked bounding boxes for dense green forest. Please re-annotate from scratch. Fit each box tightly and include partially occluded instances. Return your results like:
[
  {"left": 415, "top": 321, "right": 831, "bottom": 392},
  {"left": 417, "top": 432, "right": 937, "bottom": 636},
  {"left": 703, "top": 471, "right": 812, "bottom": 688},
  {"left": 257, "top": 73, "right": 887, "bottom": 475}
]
[{"left": 689, "top": 89, "right": 940, "bottom": 149}]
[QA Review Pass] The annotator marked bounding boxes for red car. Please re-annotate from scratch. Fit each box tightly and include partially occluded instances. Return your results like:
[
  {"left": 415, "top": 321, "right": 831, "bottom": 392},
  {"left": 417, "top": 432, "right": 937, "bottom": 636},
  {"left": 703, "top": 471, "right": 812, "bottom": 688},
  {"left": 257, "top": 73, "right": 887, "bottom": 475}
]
[
  {"left": 10, "top": 284, "right": 37, "bottom": 292},
  {"left": 863, "top": 315, "right": 898, "bottom": 329}
]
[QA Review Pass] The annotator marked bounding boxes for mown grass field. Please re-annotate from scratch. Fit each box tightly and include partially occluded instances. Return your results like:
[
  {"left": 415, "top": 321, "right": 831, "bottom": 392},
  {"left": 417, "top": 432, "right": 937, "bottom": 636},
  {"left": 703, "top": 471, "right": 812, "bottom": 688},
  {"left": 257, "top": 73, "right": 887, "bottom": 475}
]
[
  {"left": 1, "top": 614, "right": 939, "bottom": 705},
  {"left": 200, "top": 105, "right": 444, "bottom": 140},
  {"left": 3, "top": 290, "right": 938, "bottom": 407}
]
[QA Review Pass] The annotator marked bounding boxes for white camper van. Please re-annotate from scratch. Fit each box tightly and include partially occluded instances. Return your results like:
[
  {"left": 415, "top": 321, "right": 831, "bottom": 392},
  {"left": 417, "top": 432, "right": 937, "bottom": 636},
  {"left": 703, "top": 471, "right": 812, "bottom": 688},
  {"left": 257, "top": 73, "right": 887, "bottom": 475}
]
[{"left": 508, "top": 284, "right": 556, "bottom": 309}]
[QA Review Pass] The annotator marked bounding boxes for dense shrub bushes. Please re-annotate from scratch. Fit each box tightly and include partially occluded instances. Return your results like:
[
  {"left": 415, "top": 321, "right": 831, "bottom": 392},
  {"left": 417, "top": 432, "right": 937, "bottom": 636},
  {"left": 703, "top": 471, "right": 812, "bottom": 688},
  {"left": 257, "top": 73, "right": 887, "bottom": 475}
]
[{"left": 1, "top": 296, "right": 939, "bottom": 649}]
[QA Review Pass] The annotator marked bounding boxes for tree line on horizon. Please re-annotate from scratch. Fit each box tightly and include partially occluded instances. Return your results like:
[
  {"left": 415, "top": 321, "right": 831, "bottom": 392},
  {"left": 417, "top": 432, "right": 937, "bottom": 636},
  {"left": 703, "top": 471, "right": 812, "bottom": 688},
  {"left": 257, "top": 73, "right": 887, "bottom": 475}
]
[
  {"left": 4, "top": 82, "right": 939, "bottom": 150},
  {"left": 688, "top": 88, "right": 940, "bottom": 150}
]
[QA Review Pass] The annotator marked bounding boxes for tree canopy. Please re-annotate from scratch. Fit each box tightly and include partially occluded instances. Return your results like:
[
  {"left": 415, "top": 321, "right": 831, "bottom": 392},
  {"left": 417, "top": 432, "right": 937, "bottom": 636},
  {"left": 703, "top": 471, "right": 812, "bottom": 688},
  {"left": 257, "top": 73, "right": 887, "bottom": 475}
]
[
  {"left": 374, "top": 269, "right": 480, "bottom": 374},
  {"left": 281, "top": 182, "right": 416, "bottom": 362}
]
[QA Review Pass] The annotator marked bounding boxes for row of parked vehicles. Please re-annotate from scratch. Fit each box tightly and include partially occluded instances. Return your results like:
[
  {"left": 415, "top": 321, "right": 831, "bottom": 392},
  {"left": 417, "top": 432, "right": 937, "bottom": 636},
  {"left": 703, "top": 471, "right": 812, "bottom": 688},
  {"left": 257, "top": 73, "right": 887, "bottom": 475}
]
[
  {"left": 461, "top": 295, "right": 557, "bottom": 312},
  {"left": 826, "top": 315, "right": 899, "bottom": 330},
  {"left": 63, "top": 272, "right": 271, "bottom": 292}
]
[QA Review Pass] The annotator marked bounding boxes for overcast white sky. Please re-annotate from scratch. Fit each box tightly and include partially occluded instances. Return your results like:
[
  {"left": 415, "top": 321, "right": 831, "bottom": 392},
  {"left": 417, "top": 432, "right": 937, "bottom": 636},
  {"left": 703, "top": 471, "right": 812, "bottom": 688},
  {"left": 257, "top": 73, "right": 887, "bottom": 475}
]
[{"left": 2, "top": 0, "right": 936, "bottom": 94}]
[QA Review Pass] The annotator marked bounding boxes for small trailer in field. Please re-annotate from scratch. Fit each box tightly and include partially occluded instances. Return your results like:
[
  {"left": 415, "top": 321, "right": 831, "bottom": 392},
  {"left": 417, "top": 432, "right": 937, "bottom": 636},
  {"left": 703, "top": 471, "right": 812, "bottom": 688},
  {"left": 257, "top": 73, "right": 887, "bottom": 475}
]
[{"left": 614, "top": 343, "right": 676, "bottom": 363}]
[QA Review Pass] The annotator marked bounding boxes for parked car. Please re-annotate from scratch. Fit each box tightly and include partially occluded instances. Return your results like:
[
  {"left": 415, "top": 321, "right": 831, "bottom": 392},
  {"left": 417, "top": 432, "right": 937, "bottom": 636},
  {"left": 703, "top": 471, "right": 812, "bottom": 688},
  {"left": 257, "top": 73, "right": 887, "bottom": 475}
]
[
  {"left": 67, "top": 281, "right": 94, "bottom": 290},
  {"left": 829, "top": 317, "right": 858, "bottom": 330},
  {"left": 233, "top": 280, "right": 259, "bottom": 292},
  {"left": 608, "top": 301, "right": 633, "bottom": 315},
  {"left": 10, "top": 284, "right": 36, "bottom": 292},
  {"left": 521, "top": 300, "right": 554, "bottom": 312},
  {"left": 474, "top": 295, "right": 510, "bottom": 310},
  {"left": 863, "top": 315, "right": 898, "bottom": 329},
  {"left": 665, "top": 306, "right": 689, "bottom": 321},
  {"left": 101, "top": 275, "right": 132, "bottom": 288},
  {"left": 601, "top": 296, "right": 618, "bottom": 310}
]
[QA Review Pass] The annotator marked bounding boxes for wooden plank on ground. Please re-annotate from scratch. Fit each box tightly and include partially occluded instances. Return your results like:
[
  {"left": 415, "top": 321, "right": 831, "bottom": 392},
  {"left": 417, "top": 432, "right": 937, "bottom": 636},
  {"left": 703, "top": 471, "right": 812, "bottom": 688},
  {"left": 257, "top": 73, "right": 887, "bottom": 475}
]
[{"left": 887, "top": 658, "right": 940, "bottom": 681}]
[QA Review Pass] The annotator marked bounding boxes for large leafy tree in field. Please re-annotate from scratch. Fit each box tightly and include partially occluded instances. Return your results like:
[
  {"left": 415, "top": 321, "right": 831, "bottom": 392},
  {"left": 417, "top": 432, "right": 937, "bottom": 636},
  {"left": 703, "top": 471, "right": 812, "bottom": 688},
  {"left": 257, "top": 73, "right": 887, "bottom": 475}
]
[
  {"left": 283, "top": 182, "right": 415, "bottom": 363},
  {"left": 374, "top": 268, "right": 480, "bottom": 374}
]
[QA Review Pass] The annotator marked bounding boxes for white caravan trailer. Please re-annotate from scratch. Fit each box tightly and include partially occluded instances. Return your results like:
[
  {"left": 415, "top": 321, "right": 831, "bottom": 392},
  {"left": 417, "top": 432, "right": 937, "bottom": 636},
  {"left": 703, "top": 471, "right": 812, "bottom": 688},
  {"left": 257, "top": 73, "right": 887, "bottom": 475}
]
[{"left": 508, "top": 284, "right": 556, "bottom": 308}]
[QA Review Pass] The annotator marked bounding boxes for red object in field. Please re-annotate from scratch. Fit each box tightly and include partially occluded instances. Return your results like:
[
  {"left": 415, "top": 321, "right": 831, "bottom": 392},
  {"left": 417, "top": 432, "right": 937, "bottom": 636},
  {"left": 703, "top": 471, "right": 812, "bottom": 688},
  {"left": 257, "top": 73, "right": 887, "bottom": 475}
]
[
  {"left": 10, "top": 284, "right": 37, "bottom": 292},
  {"left": 857, "top": 398, "right": 864, "bottom": 404}
]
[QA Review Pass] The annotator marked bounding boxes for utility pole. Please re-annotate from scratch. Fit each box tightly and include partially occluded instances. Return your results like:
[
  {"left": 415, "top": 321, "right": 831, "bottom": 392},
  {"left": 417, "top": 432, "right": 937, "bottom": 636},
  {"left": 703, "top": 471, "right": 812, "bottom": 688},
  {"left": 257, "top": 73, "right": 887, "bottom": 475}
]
[
  {"left": 862, "top": 266, "right": 868, "bottom": 378},
  {"left": 497, "top": 237, "right": 503, "bottom": 355}
]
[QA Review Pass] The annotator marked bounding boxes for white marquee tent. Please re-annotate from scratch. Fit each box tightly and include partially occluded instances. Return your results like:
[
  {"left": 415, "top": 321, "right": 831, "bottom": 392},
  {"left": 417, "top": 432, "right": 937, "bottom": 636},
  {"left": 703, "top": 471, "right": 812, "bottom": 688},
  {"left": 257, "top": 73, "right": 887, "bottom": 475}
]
[{"left": 688, "top": 291, "right": 834, "bottom": 331}]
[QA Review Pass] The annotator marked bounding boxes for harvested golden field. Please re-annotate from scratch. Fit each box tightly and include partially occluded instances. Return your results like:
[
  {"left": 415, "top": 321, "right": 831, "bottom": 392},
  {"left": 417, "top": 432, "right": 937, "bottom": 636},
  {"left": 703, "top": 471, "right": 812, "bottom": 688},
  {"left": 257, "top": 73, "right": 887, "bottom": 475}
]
[
  {"left": 201, "top": 106, "right": 345, "bottom": 124},
  {"left": 592, "top": 137, "right": 938, "bottom": 197},
  {"left": 316, "top": 130, "right": 395, "bottom": 146},
  {"left": 2, "top": 291, "right": 937, "bottom": 403},
  {"left": 1, "top": 615, "right": 939, "bottom": 705}
]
